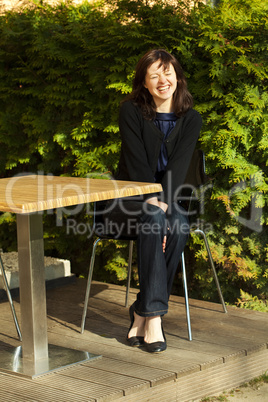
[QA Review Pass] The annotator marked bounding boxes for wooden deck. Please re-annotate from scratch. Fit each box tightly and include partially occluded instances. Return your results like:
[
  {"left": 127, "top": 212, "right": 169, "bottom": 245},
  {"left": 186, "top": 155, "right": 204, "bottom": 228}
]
[{"left": 0, "top": 279, "right": 267, "bottom": 401}]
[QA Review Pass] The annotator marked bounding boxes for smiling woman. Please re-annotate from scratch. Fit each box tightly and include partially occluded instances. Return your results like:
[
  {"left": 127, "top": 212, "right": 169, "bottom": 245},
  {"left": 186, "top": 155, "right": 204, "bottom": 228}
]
[
  {"left": 98, "top": 49, "right": 202, "bottom": 354},
  {"left": 130, "top": 48, "right": 194, "bottom": 120},
  {"left": 144, "top": 62, "right": 178, "bottom": 112}
]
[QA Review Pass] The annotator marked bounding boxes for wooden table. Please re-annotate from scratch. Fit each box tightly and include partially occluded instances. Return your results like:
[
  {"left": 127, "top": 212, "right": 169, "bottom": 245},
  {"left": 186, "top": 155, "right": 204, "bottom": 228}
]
[{"left": 0, "top": 174, "right": 162, "bottom": 378}]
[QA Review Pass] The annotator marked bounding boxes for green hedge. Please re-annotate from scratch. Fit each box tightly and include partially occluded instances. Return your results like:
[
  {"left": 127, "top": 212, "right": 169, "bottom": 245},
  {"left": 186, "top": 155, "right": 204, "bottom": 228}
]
[{"left": 0, "top": 0, "right": 267, "bottom": 306}]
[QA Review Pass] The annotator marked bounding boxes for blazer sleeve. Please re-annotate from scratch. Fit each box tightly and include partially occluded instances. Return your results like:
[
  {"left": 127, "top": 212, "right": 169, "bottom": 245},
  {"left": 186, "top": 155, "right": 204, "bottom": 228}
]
[
  {"left": 160, "top": 109, "right": 202, "bottom": 204},
  {"left": 119, "top": 101, "right": 161, "bottom": 198}
]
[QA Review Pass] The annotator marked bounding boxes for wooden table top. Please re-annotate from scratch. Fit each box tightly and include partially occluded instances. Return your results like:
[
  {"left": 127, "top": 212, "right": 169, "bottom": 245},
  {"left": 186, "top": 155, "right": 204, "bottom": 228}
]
[{"left": 0, "top": 175, "right": 162, "bottom": 214}]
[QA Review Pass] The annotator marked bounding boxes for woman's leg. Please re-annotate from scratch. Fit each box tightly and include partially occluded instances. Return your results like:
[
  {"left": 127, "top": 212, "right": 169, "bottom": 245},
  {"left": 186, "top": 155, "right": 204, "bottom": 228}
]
[
  {"left": 135, "top": 205, "right": 168, "bottom": 317},
  {"left": 135, "top": 203, "right": 189, "bottom": 316},
  {"left": 165, "top": 203, "right": 190, "bottom": 296},
  {"left": 103, "top": 199, "right": 169, "bottom": 316},
  {"left": 102, "top": 200, "right": 189, "bottom": 347},
  {"left": 102, "top": 200, "right": 167, "bottom": 343},
  {"left": 140, "top": 203, "right": 189, "bottom": 345}
]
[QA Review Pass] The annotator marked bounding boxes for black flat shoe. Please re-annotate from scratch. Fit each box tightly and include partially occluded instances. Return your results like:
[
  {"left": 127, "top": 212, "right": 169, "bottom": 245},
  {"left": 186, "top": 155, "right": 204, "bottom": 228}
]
[
  {"left": 144, "top": 323, "right": 167, "bottom": 353},
  {"left": 126, "top": 303, "right": 144, "bottom": 347}
]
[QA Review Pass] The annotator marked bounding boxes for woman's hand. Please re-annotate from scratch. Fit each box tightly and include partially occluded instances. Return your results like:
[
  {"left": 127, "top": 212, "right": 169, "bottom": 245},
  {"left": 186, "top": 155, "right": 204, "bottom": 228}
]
[
  {"left": 145, "top": 197, "right": 168, "bottom": 213},
  {"left": 158, "top": 201, "right": 168, "bottom": 213},
  {"left": 162, "top": 235, "right": 167, "bottom": 253}
]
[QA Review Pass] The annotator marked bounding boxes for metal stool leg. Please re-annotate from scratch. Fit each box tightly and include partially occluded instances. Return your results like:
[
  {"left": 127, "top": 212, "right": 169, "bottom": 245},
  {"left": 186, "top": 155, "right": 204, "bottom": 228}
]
[
  {"left": 125, "top": 240, "right": 134, "bottom": 308},
  {"left": 0, "top": 253, "right": 22, "bottom": 341},
  {"left": 181, "top": 251, "right": 192, "bottom": 341},
  {"left": 194, "top": 229, "right": 227, "bottom": 314},
  {"left": 81, "top": 238, "right": 101, "bottom": 333}
]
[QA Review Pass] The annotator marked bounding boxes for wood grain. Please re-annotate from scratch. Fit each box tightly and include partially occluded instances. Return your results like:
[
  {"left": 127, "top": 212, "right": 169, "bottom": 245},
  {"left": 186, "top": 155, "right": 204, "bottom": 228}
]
[{"left": 0, "top": 175, "right": 162, "bottom": 213}]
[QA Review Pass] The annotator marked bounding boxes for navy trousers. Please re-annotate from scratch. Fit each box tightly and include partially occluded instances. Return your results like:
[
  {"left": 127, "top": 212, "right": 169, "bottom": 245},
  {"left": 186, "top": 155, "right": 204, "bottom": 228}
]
[{"left": 99, "top": 199, "right": 190, "bottom": 317}]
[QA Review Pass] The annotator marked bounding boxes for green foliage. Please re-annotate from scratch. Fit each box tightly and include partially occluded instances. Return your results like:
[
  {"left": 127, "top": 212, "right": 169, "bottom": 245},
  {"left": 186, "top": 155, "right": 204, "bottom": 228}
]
[
  {"left": 0, "top": 0, "right": 267, "bottom": 306},
  {"left": 236, "top": 289, "right": 268, "bottom": 312},
  {"left": 184, "top": 0, "right": 268, "bottom": 305}
]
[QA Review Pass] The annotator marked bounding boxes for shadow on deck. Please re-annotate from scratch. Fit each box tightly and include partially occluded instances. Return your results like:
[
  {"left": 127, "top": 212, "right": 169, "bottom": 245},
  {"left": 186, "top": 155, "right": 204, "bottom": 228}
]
[{"left": 0, "top": 279, "right": 267, "bottom": 401}]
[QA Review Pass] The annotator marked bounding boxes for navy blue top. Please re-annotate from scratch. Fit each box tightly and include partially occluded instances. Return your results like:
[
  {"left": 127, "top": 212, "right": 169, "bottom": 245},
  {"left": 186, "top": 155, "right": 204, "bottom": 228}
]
[{"left": 154, "top": 112, "right": 178, "bottom": 181}]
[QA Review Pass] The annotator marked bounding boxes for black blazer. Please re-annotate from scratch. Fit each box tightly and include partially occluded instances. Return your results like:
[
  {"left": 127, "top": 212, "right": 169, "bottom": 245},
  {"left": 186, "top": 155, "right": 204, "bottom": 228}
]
[{"left": 116, "top": 101, "right": 202, "bottom": 204}]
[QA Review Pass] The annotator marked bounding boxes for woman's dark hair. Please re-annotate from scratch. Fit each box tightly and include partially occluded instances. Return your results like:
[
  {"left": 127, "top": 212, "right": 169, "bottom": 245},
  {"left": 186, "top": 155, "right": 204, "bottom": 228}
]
[{"left": 125, "top": 49, "right": 193, "bottom": 119}]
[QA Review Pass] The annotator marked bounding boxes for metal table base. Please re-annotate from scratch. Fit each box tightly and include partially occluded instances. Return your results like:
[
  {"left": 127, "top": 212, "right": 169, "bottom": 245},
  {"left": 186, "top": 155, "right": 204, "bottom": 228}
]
[
  {"left": 0, "top": 213, "right": 101, "bottom": 379},
  {"left": 0, "top": 344, "right": 101, "bottom": 378}
]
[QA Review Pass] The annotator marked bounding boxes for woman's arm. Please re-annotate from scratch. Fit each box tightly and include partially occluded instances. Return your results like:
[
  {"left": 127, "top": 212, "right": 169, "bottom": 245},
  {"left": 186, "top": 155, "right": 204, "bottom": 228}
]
[
  {"left": 160, "top": 109, "right": 202, "bottom": 204},
  {"left": 119, "top": 102, "right": 156, "bottom": 183},
  {"left": 118, "top": 101, "right": 162, "bottom": 200}
]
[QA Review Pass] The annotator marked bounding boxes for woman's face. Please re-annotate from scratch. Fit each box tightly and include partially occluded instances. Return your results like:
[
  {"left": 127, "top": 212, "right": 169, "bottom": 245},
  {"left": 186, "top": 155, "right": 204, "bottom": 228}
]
[{"left": 144, "top": 60, "right": 177, "bottom": 112}]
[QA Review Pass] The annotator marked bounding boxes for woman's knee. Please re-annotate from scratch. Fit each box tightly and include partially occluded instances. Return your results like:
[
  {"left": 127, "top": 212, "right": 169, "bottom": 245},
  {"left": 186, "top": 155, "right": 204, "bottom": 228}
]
[
  {"left": 167, "top": 205, "right": 190, "bottom": 236},
  {"left": 139, "top": 205, "right": 166, "bottom": 235}
]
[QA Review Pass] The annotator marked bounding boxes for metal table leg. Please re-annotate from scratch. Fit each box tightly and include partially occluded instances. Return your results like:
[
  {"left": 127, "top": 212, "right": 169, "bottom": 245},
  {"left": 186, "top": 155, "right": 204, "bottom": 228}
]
[
  {"left": 0, "top": 213, "right": 100, "bottom": 378},
  {"left": 17, "top": 213, "right": 48, "bottom": 362}
]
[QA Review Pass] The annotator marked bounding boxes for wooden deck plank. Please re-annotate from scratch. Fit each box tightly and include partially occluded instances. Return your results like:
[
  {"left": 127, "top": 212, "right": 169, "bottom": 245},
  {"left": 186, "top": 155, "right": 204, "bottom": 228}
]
[
  {"left": 116, "top": 379, "right": 178, "bottom": 402},
  {"left": 35, "top": 371, "right": 123, "bottom": 400},
  {"left": 115, "top": 350, "right": 268, "bottom": 402},
  {"left": 0, "top": 390, "right": 37, "bottom": 402},
  {"left": 175, "top": 350, "right": 268, "bottom": 401},
  {"left": 0, "top": 279, "right": 267, "bottom": 401},
  {"left": 57, "top": 362, "right": 151, "bottom": 396},
  {"left": 81, "top": 357, "right": 176, "bottom": 387},
  {"left": 48, "top": 330, "right": 222, "bottom": 374},
  {"left": 0, "top": 373, "right": 92, "bottom": 402}
]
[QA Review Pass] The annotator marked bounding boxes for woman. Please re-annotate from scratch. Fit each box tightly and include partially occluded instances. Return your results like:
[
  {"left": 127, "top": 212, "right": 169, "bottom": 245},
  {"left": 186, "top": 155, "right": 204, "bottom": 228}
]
[{"left": 102, "top": 49, "right": 202, "bottom": 353}]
